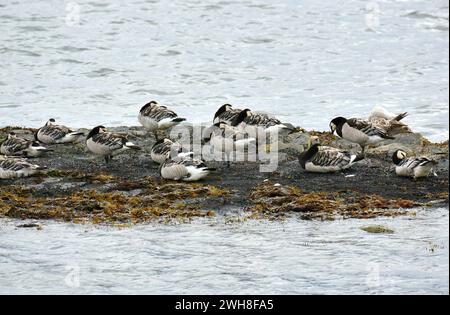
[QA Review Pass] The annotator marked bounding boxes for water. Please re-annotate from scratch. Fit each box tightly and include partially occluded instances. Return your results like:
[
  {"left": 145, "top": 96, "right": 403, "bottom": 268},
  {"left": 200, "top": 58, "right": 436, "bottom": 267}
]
[
  {"left": 0, "top": 0, "right": 448, "bottom": 141},
  {"left": 0, "top": 0, "right": 449, "bottom": 294},
  {"left": 0, "top": 208, "right": 448, "bottom": 295}
]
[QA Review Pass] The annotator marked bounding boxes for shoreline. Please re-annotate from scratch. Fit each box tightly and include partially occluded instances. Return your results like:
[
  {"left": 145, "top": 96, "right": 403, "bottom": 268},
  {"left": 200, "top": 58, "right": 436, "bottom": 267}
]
[{"left": 0, "top": 125, "right": 448, "bottom": 225}]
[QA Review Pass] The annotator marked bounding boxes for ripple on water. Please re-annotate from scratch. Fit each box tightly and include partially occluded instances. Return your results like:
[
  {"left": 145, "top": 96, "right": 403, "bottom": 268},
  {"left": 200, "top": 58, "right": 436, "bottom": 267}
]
[
  {"left": 240, "top": 37, "right": 276, "bottom": 44},
  {"left": 158, "top": 50, "right": 182, "bottom": 56},
  {"left": 85, "top": 68, "right": 116, "bottom": 78},
  {"left": 130, "top": 89, "right": 184, "bottom": 96},
  {"left": 17, "top": 26, "right": 47, "bottom": 32},
  {"left": 0, "top": 48, "right": 41, "bottom": 57},
  {"left": 58, "top": 46, "right": 90, "bottom": 52}
]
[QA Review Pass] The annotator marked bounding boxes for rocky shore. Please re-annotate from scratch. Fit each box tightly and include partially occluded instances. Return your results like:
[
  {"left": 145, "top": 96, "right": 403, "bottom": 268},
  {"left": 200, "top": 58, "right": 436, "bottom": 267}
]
[{"left": 0, "top": 125, "right": 448, "bottom": 225}]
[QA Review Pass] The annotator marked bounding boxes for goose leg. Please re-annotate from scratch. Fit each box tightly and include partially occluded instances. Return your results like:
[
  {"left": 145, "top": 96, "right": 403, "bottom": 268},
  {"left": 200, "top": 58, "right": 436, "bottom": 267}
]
[
  {"left": 226, "top": 152, "right": 231, "bottom": 168},
  {"left": 104, "top": 155, "right": 112, "bottom": 164}
]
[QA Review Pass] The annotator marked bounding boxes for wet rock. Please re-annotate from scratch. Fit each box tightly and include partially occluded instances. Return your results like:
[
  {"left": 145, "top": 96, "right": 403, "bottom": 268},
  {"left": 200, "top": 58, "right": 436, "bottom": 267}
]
[
  {"left": 16, "top": 223, "right": 42, "bottom": 229},
  {"left": 1, "top": 125, "right": 448, "bottom": 225},
  {"left": 360, "top": 225, "right": 395, "bottom": 234}
]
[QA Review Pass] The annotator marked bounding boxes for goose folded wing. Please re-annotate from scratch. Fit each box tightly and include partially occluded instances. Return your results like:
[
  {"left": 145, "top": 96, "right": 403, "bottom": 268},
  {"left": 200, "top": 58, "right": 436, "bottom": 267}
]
[
  {"left": 245, "top": 114, "right": 281, "bottom": 127},
  {"left": 347, "top": 118, "right": 393, "bottom": 138},
  {"left": 42, "top": 125, "right": 71, "bottom": 140},
  {"left": 0, "top": 159, "right": 29, "bottom": 171},
  {"left": 221, "top": 109, "right": 242, "bottom": 122},
  {"left": 402, "top": 157, "right": 435, "bottom": 168},
  {"left": 311, "top": 150, "right": 351, "bottom": 168},
  {"left": 93, "top": 133, "right": 127, "bottom": 150},
  {"left": 3, "top": 138, "right": 29, "bottom": 153},
  {"left": 152, "top": 142, "right": 171, "bottom": 155}
]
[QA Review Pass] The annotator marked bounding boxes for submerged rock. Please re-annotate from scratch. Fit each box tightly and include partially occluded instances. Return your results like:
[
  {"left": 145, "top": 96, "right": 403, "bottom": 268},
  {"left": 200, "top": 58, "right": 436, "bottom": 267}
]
[{"left": 360, "top": 225, "right": 395, "bottom": 234}]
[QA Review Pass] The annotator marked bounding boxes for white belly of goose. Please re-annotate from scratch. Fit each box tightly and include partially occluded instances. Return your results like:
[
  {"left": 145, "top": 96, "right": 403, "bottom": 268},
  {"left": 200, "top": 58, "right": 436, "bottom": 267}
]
[
  {"left": 396, "top": 163, "right": 434, "bottom": 179},
  {"left": 304, "top": 162, "right": 347, "bottom": 173},
  {"left": 138, "top": 114, "right": 159, "bottom": 131},
  {"left": 160, "top": 162, "right": 211, "bottom": 181}
]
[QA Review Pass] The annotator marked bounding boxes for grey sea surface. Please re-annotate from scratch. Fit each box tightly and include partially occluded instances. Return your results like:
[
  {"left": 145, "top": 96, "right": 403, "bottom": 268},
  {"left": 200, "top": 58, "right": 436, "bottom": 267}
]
[
  {"left": 0, "top": 207, "right": 448, "bottom": 295},
  {"left": 0, "top": 0, "right": 448, "bottom": 141}
]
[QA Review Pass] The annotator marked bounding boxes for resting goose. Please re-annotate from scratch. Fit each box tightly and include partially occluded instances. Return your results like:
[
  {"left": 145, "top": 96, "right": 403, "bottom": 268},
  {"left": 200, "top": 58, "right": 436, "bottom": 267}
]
[
  {"left": 299, "top": 143, "right": 365, "bottom": 173},
  {"left": 369, "top": 106, "right": 411, "bottom": 136},
  {"left": 231, "top": 109, "right": 293, "bottom": 142},
  {"left": 35, "top": 119, "right": 84, "bottom": 144},
  {"left": 150, "top": 138, "right": 183, "bottom": 164},
  {"left": 213, "top": 104, "right": 243, "bottom": 124},
  {"left": 330, "top": 117, "right": 395, "bottom": 153},
  {"left": 392, "top": 149, "right": 437, "bottom": 179},
  {"left": 231, "top": 109, "right": 290, "bottom": 132},
  {"left": 204, "top": 122, "right": 256, "bottom": 167},
  {"left": 138, "top": 101, "right": 186, "bottom": 139},
  {"left": 86, "top": 126, "right": 141, "bottom": 163},
  {"left": 0, "top": 156, "right": 46, "bottom": 179},
  {"left": 1, "top": 133, "right": 52, "bottom": 157},
  {"left": 160, "top": 154, "right": 215, "bottom": 181}
]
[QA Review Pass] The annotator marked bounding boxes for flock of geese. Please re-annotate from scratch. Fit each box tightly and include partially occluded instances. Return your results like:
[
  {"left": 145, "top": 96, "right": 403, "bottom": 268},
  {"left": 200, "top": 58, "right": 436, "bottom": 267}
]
[{"left": 0, "top": 101, "right": 439, "bottom": 181}]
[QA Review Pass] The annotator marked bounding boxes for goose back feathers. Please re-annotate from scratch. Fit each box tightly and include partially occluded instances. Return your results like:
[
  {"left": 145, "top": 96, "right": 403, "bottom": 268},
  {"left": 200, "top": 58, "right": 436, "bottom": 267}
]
[
  {"left": 299, "top": 144, "right": 365, "bottom": 173},
  {"left": 36, "top": 119, "right": 84, "bottom": 144},
  {"left": 0, "top": 157, "right": 46, "bottom": 179},
  {"left": 1, "top": 133, "right": 51, "bottom": 157},
  {"left": 138, "top": 101, "right": 186, "bottom": 131},
  {"left": 86, "top": 126, "right": 141, "bottom": 162},
  {"left": 160, "top": 154, "right": 214, "bottom": 181}
]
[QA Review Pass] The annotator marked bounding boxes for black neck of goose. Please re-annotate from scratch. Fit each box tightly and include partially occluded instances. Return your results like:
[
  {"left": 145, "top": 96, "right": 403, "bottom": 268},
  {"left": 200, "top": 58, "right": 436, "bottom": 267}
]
[
  {"left": 231, "top": 110, "right": 248, "bottom": 127},
  {"left": 331, "top": 117, "right": 347, "bottom": 138},
  {"left": 140, "top": 101, "right": 156, "bottom": 114},
  {"left": 152, "top": 139, "right": 165, "bottom": 148},
  {"left": 336, "top": 123, "right": 344, "bottom": 138},
  {"left": 298, "top": 144, "right": 319, "bottom": 169},
  {"left": 87, "top": 127, "right": 102, "bottom": 140},
  {"left": 392, "top": 151, "right": 403, "bottom": 165},
  {"left": 214, "top": 105, "right": 229, "bottom": 120}
]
